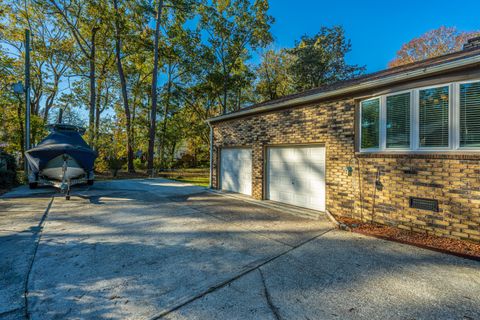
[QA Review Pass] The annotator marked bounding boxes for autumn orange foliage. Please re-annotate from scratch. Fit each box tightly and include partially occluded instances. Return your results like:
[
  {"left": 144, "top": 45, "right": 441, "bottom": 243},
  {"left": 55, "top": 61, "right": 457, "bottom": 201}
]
[{"left": 389, "top": 26, "right": 480, "bottom": 68}]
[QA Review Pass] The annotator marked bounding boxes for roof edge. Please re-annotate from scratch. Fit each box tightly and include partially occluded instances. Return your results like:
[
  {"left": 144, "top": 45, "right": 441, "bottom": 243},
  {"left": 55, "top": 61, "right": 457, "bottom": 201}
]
[{"left": 207, "top": 54, "right": 480, "bottom": 124}]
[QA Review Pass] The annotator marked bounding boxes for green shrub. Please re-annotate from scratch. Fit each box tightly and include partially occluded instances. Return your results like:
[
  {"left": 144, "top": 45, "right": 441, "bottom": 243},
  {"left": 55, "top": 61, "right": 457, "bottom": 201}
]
[
  {"left": 133, "top": 158, "right": 146, "bottom": 170},
  {"left": 0, "top": 150, "right": 17, "bottom": 188},
  {"left": 106, "top": 156, "right": 125, "bottom": 177}
]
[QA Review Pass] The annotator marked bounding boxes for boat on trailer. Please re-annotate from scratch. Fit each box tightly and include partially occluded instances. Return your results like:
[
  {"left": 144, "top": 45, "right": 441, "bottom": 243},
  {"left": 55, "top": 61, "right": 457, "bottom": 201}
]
[{"left": 25, "top": 124, "right": 98, "bottom": 199}]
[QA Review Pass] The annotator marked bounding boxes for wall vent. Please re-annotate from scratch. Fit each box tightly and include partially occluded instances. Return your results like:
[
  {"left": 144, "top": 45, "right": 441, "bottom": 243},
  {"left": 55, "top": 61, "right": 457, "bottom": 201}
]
[{"left": 409, "top": 197, "right": 439, "bottom": 212}]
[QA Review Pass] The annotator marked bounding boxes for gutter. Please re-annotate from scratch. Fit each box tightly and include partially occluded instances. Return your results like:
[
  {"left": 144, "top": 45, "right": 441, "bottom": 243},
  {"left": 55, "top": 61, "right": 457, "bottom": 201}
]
[{"left": 207, "top": 54, "right": 480, "bottom": 123}]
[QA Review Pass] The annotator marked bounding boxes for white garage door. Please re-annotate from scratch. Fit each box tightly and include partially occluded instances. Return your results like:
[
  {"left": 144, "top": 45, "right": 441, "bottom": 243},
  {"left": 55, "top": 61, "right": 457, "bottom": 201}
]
[
  {"left": 267, "top": 146, "right": 326, "bottom": 211},
  {"left": 220, "top": 148, "right": 252, "bottom": 196}
]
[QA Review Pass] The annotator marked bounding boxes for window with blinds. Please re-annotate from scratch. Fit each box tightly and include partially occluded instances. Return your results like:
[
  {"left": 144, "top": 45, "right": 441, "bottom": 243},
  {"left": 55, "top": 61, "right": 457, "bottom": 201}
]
[
  {"left": 361, "top": 98, "right": 380, "bottom": 149},
  {"left": 419, "top": 86, "right": 449, "bottom": 148},
  {"left": 386, "top": 92, "right": 410, "bottom": 148},
  {"left": 358, "top": 80, "right": 480, "bottom": 153},
  {"left": 460, "top": 82, "right": 480, "bottom": 147}
]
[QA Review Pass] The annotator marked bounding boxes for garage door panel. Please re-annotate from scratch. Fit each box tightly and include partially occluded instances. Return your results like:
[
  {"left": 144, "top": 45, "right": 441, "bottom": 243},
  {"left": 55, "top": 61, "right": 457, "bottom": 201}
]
[
  {"left": 267, "top": 146, "right": 326, "bottom": 211},
  {"left": 294, "top": 195, "right": 308, "bottom": 206},
  {"left": 269, "top": 148, "right": 292, "bottom": 162},
  {"left": 269, "top": 175, "right": 289, "bottom": 185},
  {"left": 295, "top": 148, "right": 310, "bottom": 160},
  {"left": 269, "top": 161, "right": 292, "bottom": 173},
  {"left": 276, "top": 191, "right": 294, "bottom": 203},
  {"left": 310, "top": 197, "right": 324, "bottom": 206},
  {"left": 220, "top": 148, "right": 252, "bottom": 196}
]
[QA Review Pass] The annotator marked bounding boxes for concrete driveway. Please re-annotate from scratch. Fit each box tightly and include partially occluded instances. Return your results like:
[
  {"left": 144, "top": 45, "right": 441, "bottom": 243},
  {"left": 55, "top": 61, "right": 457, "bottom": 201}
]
[{"left": 1, "top": 179, "right": 479, "bottom": 320}]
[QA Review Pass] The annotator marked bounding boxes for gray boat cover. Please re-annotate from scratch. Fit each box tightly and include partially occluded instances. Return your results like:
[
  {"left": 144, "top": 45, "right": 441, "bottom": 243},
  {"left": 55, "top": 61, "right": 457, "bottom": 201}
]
[{"left": 25, "top": 125, "right": 97, "bottom": 175}]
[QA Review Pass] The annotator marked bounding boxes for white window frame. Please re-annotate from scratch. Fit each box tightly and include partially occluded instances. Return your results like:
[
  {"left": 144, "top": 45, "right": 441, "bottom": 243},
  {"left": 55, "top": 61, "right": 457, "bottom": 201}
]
[
  {"left": 416, "top": 83, "right": 452, "bottom": 151},
  {"left": 384, "top": 89, "right": 413, "bottom": 151},
  {"left": 358, "top": 79, "right": 480, "bottom": 153},
  {"left": 359, "top": 97, "right": 381, "bottom": 152},
  {"left": 457, "top": 79, "right": 480, "bottom": 151}
]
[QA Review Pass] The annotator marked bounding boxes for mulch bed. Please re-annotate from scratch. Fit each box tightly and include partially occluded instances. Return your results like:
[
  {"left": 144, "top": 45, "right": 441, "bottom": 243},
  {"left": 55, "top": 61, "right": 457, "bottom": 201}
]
[{"left": 336, "top": 217, "right": 480, "bottom": 261}]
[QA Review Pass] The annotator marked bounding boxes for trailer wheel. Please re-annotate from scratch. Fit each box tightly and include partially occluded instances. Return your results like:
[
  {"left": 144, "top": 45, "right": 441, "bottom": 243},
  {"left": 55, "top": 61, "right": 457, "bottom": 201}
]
[
  {"left": 87, "top": 180, "right": 94, "bottom": 186},
  {"left": 29, "top": 182, "right": 38, "bottom": 189}
]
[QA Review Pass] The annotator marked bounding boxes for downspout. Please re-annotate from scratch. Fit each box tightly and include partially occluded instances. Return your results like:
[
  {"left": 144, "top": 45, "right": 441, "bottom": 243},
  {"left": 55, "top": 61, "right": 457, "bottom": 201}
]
[{"left": 207, "top": 122, "right": 213, "bottom": 189}]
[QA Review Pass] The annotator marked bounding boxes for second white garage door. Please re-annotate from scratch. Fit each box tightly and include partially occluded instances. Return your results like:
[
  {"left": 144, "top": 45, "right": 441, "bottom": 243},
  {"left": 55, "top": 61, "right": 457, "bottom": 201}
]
[
  {"left": 220, "top": 148, "right": 252, "bottom": 196},
  {"left": 266, "top": 146, "right": 326, "bottom": 211}
]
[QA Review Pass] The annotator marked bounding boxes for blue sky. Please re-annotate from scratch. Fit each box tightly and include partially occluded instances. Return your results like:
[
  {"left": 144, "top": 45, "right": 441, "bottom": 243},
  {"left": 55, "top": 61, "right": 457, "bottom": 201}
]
[{"left": 267, "top": 0, "right": 480, "bottom": 72}]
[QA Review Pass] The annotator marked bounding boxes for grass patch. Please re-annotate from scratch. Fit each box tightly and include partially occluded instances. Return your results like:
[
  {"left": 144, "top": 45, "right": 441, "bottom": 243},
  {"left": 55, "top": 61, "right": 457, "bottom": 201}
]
[
  {"left": 95, "top": 168, "right": 210, "bottom": 187},
  {"left": 167, "top": 176, "right": 210, "bottom": 187},
  {"left": 157, "top": 169, "right": 209, "bottom": 187}
]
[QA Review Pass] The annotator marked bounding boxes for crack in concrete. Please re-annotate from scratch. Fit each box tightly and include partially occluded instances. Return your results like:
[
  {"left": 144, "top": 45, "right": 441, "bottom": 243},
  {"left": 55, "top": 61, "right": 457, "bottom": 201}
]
[
  {"left": 23, "top": 196, "right": 54, "bottom": 320},
  {"left": 259, "top": 268, "right": 283, "bottom": 320},
  {"left": 20, "top": 188, "right": 332, "bottom": 320},
  {"left": 148, "top": 228, "right": 334, "bottom": 320}
]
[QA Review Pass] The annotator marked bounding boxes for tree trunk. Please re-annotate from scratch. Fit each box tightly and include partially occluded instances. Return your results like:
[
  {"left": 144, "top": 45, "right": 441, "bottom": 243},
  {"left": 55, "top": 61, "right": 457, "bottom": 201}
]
[
  {"left": 170, "top": 141, "right": 176, "bottom": 167},
  {"left": 131, "top": 94, "right": 137, "bottom": 151},
  {"left": 16, "top": 100, "right": 25, "bottom": 166},
  {"left": 44, "top": 94, "right": 54, "bottom": 123},
  {"left": 222, "top": 74, "right": 228, "bottom": 114},
  {"left": 158, "top": 73, "right": 172, "bottom": 170},
  {"left": 95, "top": 82, "right": 101, "bottom": 147},
  {"left": 88, "top": 28, "right": 98, "bottom": 148},
  {"left": 57, "top": 108, "right": 64, "bottom": 123},
  {"left": 113, "top": 0, "right": 135, "bottom": 173},
  {"left": 147, "top": 0, "right": 164, "bottom": 175},
  {"left": 43, "top": 74, "right": 59, "bottom": 122}
]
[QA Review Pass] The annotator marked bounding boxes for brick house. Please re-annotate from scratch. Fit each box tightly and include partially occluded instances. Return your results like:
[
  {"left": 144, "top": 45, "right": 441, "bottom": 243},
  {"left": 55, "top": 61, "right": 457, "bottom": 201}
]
[{"left": 207, "top": 40, "right": 480, "bottom": 242}]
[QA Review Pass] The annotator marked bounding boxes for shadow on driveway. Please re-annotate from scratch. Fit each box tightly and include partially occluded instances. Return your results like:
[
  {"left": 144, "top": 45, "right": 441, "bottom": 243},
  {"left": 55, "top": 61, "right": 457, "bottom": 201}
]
[{"left": 1, "top": 179, "right": 479, "bottom": 320}]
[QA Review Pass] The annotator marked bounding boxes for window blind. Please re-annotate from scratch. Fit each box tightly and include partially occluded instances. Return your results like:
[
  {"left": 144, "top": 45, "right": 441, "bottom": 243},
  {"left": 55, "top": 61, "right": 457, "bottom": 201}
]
[
  {"left": 460, "top": 82, "right": 480, "bottom": 147},
  {"left": 386, "top": 92, "right": 410, "bottom": 148},
  {"left": 419, "top": 86, "right": 449, "bottom": 148},
  {"left": 361, "top": 98, "right": 380, "bottom": 149}
]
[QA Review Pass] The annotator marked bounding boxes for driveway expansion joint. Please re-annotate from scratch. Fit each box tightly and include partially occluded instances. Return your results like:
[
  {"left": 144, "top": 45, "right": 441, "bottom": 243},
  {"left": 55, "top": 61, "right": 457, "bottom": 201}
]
[
  {"left": 4, "top": 179, "right": 480, "bottom": 320},
  {"left": 148, "top": 228, "right": 334, "bottom": 319}
]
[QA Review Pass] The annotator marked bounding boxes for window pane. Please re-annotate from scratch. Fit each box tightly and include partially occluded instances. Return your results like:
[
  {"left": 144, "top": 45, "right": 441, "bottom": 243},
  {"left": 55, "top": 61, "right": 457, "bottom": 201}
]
[
  {"left": 361, "top": 98, "right": 380, "bottom": 149},
  {"left": 386, "top": 92, "right": 410, "bottom": 148},
  {"left": 419, "top": 86, "right": 449, "bottom": 148},
  {"left": 460, "top": 82, "right": 480, "bottom": 147}
]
